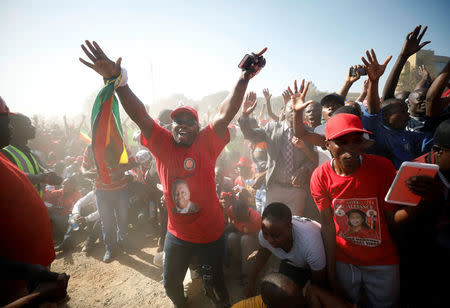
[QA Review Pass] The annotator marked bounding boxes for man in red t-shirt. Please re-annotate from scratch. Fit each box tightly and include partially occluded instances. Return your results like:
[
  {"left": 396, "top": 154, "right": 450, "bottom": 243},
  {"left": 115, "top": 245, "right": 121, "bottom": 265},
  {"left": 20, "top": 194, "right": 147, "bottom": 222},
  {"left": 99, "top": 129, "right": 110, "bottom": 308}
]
[
  {"left": 291, "top": 81, "right": 430, "bottom": 306},
  {"left": 0, "top": 97, "right": 65, "bottom": 304},
  {"left": 79, "top": 40, "right": 267, "bottom": 307},
  {"left": 224, "top": 198, "right": 261, "bottom": 277}
]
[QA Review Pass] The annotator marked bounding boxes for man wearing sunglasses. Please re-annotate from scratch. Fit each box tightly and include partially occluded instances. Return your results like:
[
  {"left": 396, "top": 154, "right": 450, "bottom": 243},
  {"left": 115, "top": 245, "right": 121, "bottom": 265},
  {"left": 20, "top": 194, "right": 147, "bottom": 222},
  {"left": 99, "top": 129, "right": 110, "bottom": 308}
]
[{"left": 80, "top": 40, "right": 266, "bottom": 308}]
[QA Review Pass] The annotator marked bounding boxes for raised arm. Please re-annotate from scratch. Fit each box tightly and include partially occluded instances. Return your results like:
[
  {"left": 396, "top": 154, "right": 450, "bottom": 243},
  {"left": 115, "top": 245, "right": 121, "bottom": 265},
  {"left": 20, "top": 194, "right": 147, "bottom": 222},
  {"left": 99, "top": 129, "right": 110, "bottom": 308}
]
[
  {"left": 356, "top": 79, "right": 369, "bottom": 103},
  {"left": 414, "top": 65, "right": 433, "bottom": 91},
  {"left": 362, "top": 49, "right": 392, "bottom": 114},
  {"left": 279, "top": 90, "right": 290, "bottom": 122},
  {"left": 289, "top": 79, "right": 326, "bottom": 147},
  {"left": 426, "top": 60, "right": 450, "bottom": 117},
  {"left": 263, "top": 88, "right": 279, "bottom": 122},
  {"left": 259, "top": 101, "right": 266, "bottom": 121},
  {"left": 382, "top": 25, "right": 430, "bottom": 101},
  {"left": 79, "top": 40, "right": 154, "bottom": 139},
  {"left": 213, "top": 48, "right": 267, "bottom": 138},
  {"left": 337, "top": 65, "right": 362, "bottom": 100},
  {"left": 239, "top": 92, "right": 268, "bottom": 142}
]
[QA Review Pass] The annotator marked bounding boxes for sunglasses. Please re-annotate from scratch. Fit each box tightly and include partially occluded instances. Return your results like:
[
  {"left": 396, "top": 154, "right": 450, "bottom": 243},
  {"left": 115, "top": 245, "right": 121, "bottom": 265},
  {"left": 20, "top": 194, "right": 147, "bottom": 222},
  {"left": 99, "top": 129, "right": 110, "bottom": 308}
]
[{"left": 173, "top": 117, "right": 197, "bottom": 127}]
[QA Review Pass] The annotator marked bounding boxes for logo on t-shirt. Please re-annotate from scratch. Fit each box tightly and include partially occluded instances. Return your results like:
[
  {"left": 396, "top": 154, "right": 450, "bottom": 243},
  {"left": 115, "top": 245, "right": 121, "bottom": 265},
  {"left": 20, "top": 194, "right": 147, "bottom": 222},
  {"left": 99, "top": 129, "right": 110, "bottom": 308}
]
[
  {"left": 333, "top": 198, "right": 381, "bottom": 247},
  {"left": 184, "top": 158, "right": 196, "bottom": 171},
  {"left": 171, "top": 179, "right": 199, "bottom": 215}
]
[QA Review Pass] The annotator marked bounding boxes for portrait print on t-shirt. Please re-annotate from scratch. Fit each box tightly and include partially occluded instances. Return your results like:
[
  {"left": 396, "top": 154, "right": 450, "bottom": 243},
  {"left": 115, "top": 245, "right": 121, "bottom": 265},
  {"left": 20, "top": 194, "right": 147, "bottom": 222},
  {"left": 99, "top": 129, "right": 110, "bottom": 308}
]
[
  {"left": 333, "top": 198, "right": 380, "bottom": 247},
  {"left": 171, "top": 179, "right": 200, "bottom": 215}
]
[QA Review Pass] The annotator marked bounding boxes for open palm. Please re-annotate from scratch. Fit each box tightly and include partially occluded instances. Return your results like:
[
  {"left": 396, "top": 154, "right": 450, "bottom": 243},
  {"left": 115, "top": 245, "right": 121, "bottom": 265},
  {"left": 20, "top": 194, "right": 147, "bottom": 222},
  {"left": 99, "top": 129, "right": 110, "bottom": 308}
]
[
  {"left": 242, "top": 91, "right": 258, "bottom": 116},
  {"left": 287, "top": 79, "right": 312, "bottom": 112},
  {"left": 79, "top": 40, "right": 121, "bottom": 79},
  {"left": 361, "top": 49, "right": 392, "bottom": 81}
]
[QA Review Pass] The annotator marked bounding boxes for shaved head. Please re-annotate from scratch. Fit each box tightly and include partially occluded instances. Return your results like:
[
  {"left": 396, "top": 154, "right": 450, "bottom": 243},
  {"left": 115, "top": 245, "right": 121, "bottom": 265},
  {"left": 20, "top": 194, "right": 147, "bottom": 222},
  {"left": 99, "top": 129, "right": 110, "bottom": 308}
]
[{"left": 261, "top": 273, "right": 305, "bottom": 308}]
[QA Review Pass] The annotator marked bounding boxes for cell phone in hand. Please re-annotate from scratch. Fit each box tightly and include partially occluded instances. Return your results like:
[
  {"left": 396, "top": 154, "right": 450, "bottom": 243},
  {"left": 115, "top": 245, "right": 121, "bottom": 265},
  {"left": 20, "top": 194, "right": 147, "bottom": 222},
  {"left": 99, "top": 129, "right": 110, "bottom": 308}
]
[{"left": 349, "top": 67, "right": 367, "bottom": 77}]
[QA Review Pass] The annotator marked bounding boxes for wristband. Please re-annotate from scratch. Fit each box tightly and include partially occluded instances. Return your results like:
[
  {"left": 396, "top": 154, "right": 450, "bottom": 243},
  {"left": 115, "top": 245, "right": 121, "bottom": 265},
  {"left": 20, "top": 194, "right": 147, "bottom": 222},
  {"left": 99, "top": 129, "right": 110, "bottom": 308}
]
[{"left": 116, "top": 68, "right": 128, "bottom": 88}]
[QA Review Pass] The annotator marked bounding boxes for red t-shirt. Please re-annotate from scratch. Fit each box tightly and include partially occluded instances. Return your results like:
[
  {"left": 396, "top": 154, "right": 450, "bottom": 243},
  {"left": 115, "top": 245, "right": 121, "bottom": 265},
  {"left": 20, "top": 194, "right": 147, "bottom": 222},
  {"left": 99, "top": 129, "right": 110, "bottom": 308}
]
[
  {"left": 310, "top": 154, "right": 399, "bottom": 266},
  {"left": 43, "top": 189, "right": 82, "bottom": 215},
  {"left": 225, "top": 206, "right": 261, "bottom": 234},
  {"left": 141, "top": 122, "right": 230, "bottom": 243},
  {"left": 0, "top": 153, "right": 55, "bottom": 267}
]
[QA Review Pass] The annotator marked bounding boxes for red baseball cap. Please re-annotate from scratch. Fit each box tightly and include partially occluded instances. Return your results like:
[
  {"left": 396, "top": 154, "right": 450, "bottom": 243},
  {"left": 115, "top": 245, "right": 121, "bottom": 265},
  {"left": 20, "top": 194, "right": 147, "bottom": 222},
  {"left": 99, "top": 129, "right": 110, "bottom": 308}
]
[
  {"left": 325, "top": 113, "right": 372, "bottom": 141},
  {"left": 170, "top": 106, "right": 199, "bottom": 123}
]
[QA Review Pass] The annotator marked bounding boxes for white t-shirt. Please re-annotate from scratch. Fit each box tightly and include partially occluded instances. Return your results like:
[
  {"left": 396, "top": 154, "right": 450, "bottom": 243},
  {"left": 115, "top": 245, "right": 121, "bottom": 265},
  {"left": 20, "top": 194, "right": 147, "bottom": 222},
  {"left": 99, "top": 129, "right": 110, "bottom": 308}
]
[
  {"left": 258, "top": 217, "right": 326, "bottom": 271},
  {"left": 314, "top": 124, "right": 332, "bottom": 165}
]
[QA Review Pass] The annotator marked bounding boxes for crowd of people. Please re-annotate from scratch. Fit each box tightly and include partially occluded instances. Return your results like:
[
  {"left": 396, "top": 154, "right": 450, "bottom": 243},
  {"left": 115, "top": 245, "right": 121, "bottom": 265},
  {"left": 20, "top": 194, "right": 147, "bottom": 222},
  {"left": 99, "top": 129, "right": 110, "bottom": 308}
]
[{"left": 1, "top": 24, "right": 449, "bottom": 308}]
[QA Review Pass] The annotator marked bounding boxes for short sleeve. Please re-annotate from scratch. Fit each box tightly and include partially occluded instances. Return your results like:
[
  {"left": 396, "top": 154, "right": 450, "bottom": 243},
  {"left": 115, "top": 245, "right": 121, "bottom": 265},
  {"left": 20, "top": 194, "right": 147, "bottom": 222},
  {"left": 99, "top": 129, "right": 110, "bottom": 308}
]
[
  {"left": 140, "top": 121, "right": 173, "bottom": 160},
  {"left": 303, "top": 222, "right": 326, "bottom": 271},
  {"left": 362, "top": 108, "right": 381, "bottom": 134},
  {"left": 202, "top": 124, "right": 230, "bottom": 160},
  {"left": 258, "top": 231, "right": 270, "bottom": 249},
  {"left": 310, "top": 166, "right": 332, "bottom": 211}
]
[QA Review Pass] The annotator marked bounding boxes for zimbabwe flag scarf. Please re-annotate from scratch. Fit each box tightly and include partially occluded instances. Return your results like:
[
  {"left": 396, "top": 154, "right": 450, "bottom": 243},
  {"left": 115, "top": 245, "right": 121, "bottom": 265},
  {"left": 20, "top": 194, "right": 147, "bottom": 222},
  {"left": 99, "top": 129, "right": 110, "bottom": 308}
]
[{"left": 91, "top": 75, "right": 128, "bottom": 184}]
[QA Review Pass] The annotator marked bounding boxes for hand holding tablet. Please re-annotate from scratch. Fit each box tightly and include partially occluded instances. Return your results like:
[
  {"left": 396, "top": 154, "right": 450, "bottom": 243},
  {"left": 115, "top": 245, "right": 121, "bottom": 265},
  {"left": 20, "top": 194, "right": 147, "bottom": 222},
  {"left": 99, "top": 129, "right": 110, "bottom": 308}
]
[{"left": 385, "top": 161, "right": 439, "bottom": 206}]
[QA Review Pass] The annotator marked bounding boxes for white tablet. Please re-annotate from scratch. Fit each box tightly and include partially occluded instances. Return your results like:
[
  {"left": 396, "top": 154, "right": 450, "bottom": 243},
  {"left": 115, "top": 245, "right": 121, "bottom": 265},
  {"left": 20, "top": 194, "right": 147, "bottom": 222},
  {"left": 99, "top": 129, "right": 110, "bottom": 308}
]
[{"left": 385, "top": 161, "right": 439, "bottom": 206}]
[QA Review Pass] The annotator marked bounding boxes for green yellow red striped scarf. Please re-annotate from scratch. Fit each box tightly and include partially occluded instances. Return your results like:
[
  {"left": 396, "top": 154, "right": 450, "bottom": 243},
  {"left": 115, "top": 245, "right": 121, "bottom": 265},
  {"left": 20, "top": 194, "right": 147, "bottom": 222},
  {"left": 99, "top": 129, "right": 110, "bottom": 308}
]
[{"left": 91, "top": 75, "right": 128, "bottom": 184}]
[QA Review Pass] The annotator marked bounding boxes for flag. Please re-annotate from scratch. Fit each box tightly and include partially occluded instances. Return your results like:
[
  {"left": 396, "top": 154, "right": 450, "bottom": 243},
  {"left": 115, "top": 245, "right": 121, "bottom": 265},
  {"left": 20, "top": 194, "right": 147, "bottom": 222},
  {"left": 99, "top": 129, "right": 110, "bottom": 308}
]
[
  {"left": 79, "top": 129, "right": 92, "bottom": 144},
  {"left": 91, "top": 75, "right": 128, "bottom": 184}
]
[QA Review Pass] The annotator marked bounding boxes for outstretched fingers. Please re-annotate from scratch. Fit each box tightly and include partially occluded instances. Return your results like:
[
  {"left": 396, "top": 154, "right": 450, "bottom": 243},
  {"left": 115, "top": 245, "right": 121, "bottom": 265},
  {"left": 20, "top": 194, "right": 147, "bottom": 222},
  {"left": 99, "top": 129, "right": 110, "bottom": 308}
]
[
  {"left": 85, "top": 40, "right": 100, "bottom": 59},
  {"left": 417, "top": 26, "right": 427, "bottom": 42},
  {"left": 366, "top": 50, "right": 373, "bottom": 64},
  {"left": 419, "top": 41, "right": 431, "bottom": 49},
  {"left": 299, "top": 79, "right": 305, "bottom": 94},
  {"left": 383, "top": 55, "right": 393, "bottom": 67},
  {"left": 302, "top": 82, "right": 310, "bottom": 99},
  {"left": 361, "top": 56, "right": 369, "bottom": 67},
  {"left": 370, "top": 49, "right": 378, "bottom": 64},
  {"left": 93, "top": 41, "right": 108, "bottom": 59},
  {"left": 412, "top": 25, "right": 421, "bottom": 39},
  {"left": 81, "top": 44, "right": 96, "bottom": 63},
  {"left": 79, "top": 57, "right": 94, "bottom": 69},
  {"left": 287, "top": 86, "right": 294, "bottom": 97}
]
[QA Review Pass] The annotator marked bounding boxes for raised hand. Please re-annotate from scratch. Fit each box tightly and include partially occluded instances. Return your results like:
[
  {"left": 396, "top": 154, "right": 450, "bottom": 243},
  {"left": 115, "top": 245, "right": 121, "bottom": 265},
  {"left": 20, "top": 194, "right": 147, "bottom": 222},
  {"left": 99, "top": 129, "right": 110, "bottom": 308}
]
[
  {"left": 361, "top": 49, "right": 392, "bottom": 81},
  {"left": 418, "top": 65, "right": 430, "bottom": 80},
  {"left": 362, "top": 79, "right": 369, "bottom": 92},
  {"left": 282, "top": 90, "right": 291, "bottom": 105},
  {"left": 262, "top": 88, "right": 272, "bottom": 101},
  {"left": 401, "top": 25, "right": 431, "bottom": 58},
  {"left": 287, "top": 79, "right": 313, "bottom": 112},
  {"left": 291, "top": 136, "right": 306, "bottom": 149},
  {"left": 347, "top": 65, "right": 363, "bottom": 83},
  {"left": 242, "top": 91, "right": 258, "bottom": 117},
  {"left": 242, "top": 47, "right": 268, "bottom": 80},
  {"left": 79, "top": 40, "right": 122, "bottom": 79}
]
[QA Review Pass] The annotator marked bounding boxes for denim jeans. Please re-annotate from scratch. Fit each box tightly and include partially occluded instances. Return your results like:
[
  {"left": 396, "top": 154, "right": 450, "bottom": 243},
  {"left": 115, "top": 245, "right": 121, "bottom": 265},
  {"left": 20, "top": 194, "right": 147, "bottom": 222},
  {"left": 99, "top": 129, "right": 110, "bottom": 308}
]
[
  {"left": 163, "top": 232, "right": 229, "bottom": 307},
  {"left": 336, "top": 261, "right": 400, "bottom": 308},
  {"left": 226, "top": 232, "right": 258, "bottom": 277},
  {"left": 95, "top": 187, "right": 129, "bottom": 252}
]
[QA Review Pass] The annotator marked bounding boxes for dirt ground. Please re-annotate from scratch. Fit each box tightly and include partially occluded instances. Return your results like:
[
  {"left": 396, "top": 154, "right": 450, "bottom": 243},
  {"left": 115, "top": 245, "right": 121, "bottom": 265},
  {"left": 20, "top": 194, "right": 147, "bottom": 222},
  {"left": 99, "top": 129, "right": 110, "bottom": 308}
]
[{"left": 51, "top": 227, "right": 259, "bottom": 308}]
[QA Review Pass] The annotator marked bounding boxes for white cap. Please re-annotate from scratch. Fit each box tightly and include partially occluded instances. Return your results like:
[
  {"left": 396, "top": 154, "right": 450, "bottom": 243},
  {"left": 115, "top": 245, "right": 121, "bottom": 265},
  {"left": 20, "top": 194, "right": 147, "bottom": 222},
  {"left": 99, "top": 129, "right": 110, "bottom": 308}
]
[
  {"left": 133, "top": 130, "right": 141, "bottom": 142},
  {"left": 136, "top": 150, "right": 151, "bottom": 164}
]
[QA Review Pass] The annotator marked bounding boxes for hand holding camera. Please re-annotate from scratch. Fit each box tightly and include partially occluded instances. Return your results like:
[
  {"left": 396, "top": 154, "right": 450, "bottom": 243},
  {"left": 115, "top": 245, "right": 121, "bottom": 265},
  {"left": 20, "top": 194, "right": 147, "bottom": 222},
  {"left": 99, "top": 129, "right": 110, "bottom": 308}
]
[
  {"left": 348, "top": 65, "right": 367, "bottom": 79},
  {"left": 238, "top": 47, "right": 268, "bottom": 79}
]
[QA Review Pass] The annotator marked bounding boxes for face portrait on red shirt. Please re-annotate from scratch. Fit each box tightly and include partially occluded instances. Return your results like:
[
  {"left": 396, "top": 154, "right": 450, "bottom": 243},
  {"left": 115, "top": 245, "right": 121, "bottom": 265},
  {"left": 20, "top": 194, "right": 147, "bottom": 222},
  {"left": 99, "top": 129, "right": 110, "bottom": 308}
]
[{"left": 171, "top": 179, "right": 199, "bottom": 214}]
